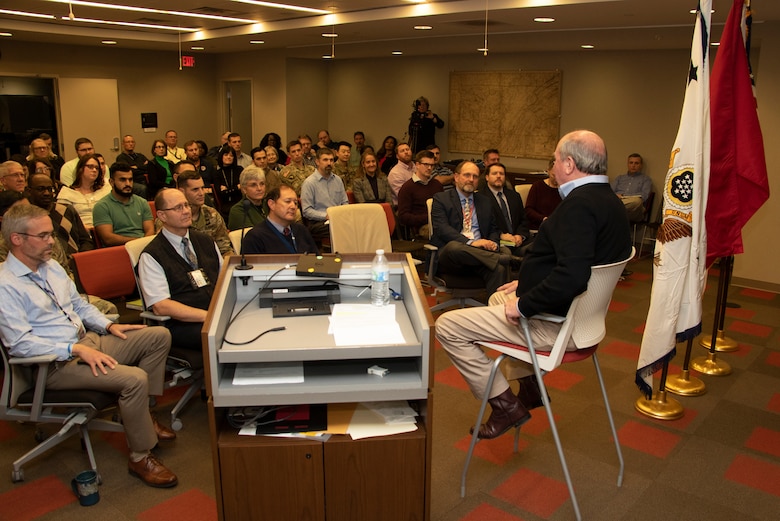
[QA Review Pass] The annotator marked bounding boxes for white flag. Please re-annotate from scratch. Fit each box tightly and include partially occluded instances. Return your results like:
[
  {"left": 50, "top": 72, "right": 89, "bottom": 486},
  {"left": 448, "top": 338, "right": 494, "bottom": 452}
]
[{"left": 636, "top": 0, "right": 711, "bottom": 398}]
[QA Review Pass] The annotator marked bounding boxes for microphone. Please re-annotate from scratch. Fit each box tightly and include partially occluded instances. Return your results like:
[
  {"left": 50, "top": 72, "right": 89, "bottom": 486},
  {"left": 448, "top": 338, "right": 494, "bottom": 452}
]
[{"left": 235, "top": 198, "right": 253, "bottom": 272}]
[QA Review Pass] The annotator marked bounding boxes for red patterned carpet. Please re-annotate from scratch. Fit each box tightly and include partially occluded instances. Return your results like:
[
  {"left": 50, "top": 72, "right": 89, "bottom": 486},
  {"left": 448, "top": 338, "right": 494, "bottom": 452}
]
[{"left": 1, "top": 255, "right": 778, "bottom": 520}]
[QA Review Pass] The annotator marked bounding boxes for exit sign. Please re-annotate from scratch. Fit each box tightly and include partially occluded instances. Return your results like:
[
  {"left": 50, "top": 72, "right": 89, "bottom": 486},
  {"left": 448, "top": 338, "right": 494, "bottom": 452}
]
[{"left": 182, "top": 55, "right": 196, "bottom": 68}]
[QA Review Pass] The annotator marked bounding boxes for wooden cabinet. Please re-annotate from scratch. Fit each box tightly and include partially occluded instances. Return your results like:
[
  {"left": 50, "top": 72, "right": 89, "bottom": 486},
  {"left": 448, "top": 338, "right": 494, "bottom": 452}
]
[{"left": 204, "top": 254, "right": 434, "bottom": 521}]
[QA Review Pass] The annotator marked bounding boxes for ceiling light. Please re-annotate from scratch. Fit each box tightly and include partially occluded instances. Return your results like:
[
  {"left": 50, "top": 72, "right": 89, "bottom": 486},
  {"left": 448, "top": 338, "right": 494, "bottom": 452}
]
[
  {"left": 0, "top": 32, "right": 12, "bottom": 37},
  {"left": 392, "top": 51, "right": 403, "bottom": 55},
  {"left": 711, "top": 42, "right": 720, "bottom": 46},
  {"left": 232, "top": 0, "right": 330, "bottom": 14},
  {"left": 250, "top": 40, "right": 265, "bottom": 44},
  {"left": 534, "top": 17, "right": 555, "bottom": 23},
  {"left": 414, "top": 25, "right": 433, "bottom": 30},
  {"left": 321, "top": 33, "right": 338, "bottom": 38},
  {"left": 62, "top": 16, "right": 199, "bottom": 32},
  {"left": 581, "top": 44, "right": 594, "bottom": 49},
  {"left": 101, "top": 40, "right": 117, "bottom": 44},
  {"left": 45, "top": 0, "right": 257, "bottom": 23},
  {"left": 689, "top": 9, "right": 715, "bottom": 14},
  {"left": 191, "top": 46, "right": 205, "bottom": 50},
  {"left": 322, "top": 54, "right": 334, "bottom": 59},
  {"left": 0, "top": 9, "right": 56, "bottom": 20},
  {"left": 477, "top": 47, "right": 488, "bottom": 53}
]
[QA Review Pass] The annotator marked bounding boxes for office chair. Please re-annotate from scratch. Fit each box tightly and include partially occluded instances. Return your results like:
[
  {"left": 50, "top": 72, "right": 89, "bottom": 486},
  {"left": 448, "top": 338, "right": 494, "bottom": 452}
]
[
  {"left": 423, "top": 198, "right": 486, "bottom": 312},
  {"left": 0, "top": 340, "right": 124, "bottom": 483},
  {"left": 460, "top": 248, "right": 634, "bottom": 520},
  {"left": 124, "top": 236, "right": 204, "bottom": 431},
  {"left": 328, "top": 203, "right": 392, "bottom": 254},
  {"left": 228, "top": 227, "right": 252, "bottom": 255},
  {"left": 71, "top": 245, "right": 140, "bottom": 322},
  {"left": 631, "top": 192, "right": 655, "bottom": 252}
]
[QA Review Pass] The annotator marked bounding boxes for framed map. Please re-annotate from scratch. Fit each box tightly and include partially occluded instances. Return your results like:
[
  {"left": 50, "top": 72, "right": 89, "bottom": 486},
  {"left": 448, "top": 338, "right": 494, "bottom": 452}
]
[{"left": 449, "top": 70, "right": 561, "bottom": 159}]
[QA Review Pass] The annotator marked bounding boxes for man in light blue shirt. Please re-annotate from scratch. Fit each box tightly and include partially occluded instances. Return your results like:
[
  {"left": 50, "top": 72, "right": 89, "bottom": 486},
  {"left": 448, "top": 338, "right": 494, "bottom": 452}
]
[
  {"left": 611, "top": 153, "right": 653, "bottom": 221},
  {"left": 0, "top": 204, "right": 178, "bottom": 488},
  {"left": 300, "top": 147, "right": 349, "bottom": 239}
]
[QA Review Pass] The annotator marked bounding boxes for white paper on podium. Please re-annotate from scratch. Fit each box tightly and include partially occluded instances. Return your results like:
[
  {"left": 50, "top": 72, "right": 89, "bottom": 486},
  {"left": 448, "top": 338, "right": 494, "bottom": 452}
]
[
  {"left": 232, "top": 361, "right": 304, "bottom": 385},
  {"left": 329, "top": 303, "right": 405, "bottom": 346}
]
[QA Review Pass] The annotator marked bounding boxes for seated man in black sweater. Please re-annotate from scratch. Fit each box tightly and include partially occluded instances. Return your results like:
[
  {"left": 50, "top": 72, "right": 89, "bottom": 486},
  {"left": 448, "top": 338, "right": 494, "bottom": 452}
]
[
  {"left": 138, "top": 189, "right": 223, "bottom": 349},
  {"left": 242, "top": 185, "right": 318, "bottom": 255}
]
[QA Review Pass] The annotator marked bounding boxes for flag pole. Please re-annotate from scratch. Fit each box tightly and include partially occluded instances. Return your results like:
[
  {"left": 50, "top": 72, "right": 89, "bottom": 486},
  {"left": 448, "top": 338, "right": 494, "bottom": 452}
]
[
  {"left": 666, "top": 337, "right": 706, "bottom": 396},
  {"left": 691, "top": 255, "right": 733, "bottom": 376},
  {"left": 635, "top": 356, "right": 684, "bottom": 420},
  {"left": 698, "top": 256, "right": 739, "bottom": 352}
]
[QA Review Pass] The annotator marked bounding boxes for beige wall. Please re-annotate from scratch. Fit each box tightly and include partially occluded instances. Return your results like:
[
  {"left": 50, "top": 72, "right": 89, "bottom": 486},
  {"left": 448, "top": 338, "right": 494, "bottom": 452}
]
[
  {"left": 3, "top": 31, "right": 776, "bottom": 287},
  {"left": 0, "top": 40, "right": 219, "bottom": 160}
]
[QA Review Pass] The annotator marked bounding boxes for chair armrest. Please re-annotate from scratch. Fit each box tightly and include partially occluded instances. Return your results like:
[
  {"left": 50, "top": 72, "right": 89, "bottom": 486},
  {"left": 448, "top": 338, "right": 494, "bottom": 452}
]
[
  {"left": 530, "top": 313, "right": 567, "bottom": 324},
  {"left": 9, "top": 354, "right": 58, "bottom": 366},
  {"left": 140, "top": 311, "right": 171, "bottom": 323},
  {"left": 424, "top": 244, "right": 438, "bottom": 251}
]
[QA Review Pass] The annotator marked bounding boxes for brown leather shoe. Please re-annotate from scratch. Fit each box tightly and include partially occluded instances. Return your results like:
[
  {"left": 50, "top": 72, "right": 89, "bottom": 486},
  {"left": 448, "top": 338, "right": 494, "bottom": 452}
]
[
  {"left": 471, "top": 387, "right": 531, "bottom": 439},
  {"left": 517, "top": 375, "right": 549, "bottom": 410},
  {"left": 152, "top": 415, "right": 177, "bottom": 441},
  {"left": 128, "top": 454, "right": 178, "bottom": 488}
]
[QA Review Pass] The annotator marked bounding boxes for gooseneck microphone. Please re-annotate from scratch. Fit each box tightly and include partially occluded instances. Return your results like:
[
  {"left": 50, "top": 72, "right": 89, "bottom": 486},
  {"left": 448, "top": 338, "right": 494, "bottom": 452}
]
[{"left": 235, "top": 198, "right": 253, "bottom": 272}]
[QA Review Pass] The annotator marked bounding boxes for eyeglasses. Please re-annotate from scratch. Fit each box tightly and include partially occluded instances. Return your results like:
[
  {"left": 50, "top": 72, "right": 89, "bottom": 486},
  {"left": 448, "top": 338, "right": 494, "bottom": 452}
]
[
  {"left": 417, "top": 162, "right": 435, "bottom": 168},
  {"left": 33, "top": 146, "right": 48, "bottom": 151},
  {"left": 35, "top": 167, "right": 52, "bottom": 174},
  {"left": 17, "top": 231, "right": 55, "bottom": 241},
  {"left": 32, "top": 186, "right": 56, "bottom": 193},
  {"left": 84, "top": 164, "right": 100, "bottom": 170},
  {"left": 157, "top": 202, "right": 191, "bottom": 213},
  {"left": 3, "top": 173, "right": 25, "bottom": 179}
]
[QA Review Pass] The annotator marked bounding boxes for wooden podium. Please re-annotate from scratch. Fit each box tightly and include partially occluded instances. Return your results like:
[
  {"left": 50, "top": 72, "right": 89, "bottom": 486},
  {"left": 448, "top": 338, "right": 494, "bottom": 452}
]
[{"left": 202, "top": 253, "right": 434, "bottom": 521}]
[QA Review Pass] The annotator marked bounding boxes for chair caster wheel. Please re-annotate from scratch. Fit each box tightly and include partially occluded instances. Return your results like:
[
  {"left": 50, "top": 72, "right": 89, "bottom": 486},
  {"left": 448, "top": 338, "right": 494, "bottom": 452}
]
[
  {"left": 12, "top": 469, "right": 24, "bottom": 482},
  {"left": 171, "top": 418, "right": 183, "bottom": 431}
]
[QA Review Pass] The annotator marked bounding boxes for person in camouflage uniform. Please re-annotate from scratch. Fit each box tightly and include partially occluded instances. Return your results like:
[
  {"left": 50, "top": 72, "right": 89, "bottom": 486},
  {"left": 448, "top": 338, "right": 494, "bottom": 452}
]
[{"left": 279, "top": 140, "right": 314, "bottom": 196}]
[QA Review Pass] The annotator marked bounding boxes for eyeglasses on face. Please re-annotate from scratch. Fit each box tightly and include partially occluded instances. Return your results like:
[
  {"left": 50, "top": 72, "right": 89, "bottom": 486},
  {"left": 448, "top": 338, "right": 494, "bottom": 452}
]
[
  {"left": 417, "top": 162, "right": 435, "bottom": 168},
  {"left": 18, "top": 231, "right": 55, "bottom": 240},
  {"left": 35, "top": 167, "right": 52, "bottom": 174},
  {"left": 84, "top": 163, "right": 100, "bottom": 170},
  {"left": 157, "top": 202, "right": 191, "bottom": 213}
]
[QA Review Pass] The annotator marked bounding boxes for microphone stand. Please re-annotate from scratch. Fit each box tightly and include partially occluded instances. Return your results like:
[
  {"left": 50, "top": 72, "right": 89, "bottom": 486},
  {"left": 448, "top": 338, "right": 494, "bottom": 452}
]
[{"left": 235, "top": 199, "right": 253, "bottom": 283}]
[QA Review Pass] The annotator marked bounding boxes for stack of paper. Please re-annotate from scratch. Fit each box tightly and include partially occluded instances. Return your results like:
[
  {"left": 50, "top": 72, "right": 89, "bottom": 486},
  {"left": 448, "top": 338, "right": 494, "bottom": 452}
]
[
  {"left": 328, "top": 303, "right": 405, "bottom": 346},
  {"left": 347, "top": 401, "right": 418, "bottom": 440}
]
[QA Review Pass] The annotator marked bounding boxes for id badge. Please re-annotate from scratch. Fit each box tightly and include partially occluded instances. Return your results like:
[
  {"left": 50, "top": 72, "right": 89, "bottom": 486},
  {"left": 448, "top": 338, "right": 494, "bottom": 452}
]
[{"left": 188, "top": 269, "right": 211, "bottom": 289}]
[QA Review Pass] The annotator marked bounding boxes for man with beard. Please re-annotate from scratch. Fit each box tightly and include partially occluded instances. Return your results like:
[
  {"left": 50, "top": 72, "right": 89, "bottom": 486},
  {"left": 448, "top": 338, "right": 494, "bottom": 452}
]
[
  {"left": 92, "top": 163, "right": 154, "bottom": 246},
  {"left": 430, "top": 161, "right": 519, "bottom": 295}
]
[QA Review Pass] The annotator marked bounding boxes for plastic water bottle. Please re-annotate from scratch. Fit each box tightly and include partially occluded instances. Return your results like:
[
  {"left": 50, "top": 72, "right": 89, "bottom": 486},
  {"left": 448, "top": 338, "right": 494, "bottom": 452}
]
[{"left": 371, "top": 249, "right": 390, "bottom": 306}]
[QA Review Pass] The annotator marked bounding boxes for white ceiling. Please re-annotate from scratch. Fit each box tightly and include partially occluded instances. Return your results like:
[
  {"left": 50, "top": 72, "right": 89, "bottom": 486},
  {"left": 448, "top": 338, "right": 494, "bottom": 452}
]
[{"left": 2, "top": 0, "right": 779, "bottom": 59}]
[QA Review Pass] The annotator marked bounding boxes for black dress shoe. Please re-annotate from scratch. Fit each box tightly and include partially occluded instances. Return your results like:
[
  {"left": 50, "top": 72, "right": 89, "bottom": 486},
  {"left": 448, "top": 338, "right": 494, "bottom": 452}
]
[
  {"left": 471, "top": 387, "right": 531, "bottom": 439},
  {"left": 516, "top": 375, "right": 549, "bottom": 410}
]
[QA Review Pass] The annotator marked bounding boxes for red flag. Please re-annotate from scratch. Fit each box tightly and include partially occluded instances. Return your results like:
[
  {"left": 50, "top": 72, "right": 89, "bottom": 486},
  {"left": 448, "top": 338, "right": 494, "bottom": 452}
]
[{"left": 706, "top": 0, "right": 769, "bottom": 267}]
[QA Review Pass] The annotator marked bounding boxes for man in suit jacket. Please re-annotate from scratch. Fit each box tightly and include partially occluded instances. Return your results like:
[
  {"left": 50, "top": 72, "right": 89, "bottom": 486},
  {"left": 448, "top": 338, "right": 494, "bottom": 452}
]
[
  {"left": 430, "top": 161, "right": 517, "bottom": 295},
  {"left": 243, "top": 185, "right": 319, "bottom": 255},
  {"left": 482, "top": 163, "right": 533, "bottom": 257},
  {"left": 435, "top": 130, "right": 632, "bottom": 441}
]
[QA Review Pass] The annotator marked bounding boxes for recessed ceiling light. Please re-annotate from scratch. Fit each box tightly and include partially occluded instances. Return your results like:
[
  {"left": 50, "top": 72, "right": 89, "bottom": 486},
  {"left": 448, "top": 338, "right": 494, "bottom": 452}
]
[
  {"left": 0, "top": 32, "right": 12, "bottom": 37},
  {"left": 689, "top": 9, "right": 715, "bottom": 14},
  {"left": 414, "top": 25, "right": 433, "bottom": 30},
  {"left": 392, "top": 51, "right": 403, "bottom": 55},
  {"left": 191, "top": 46, "right": 205, "bottom": 50},
  {"left": 322, "top": 54, "right": 334, "bottom": 59},
  {"left": 477, "top": 47, "right": 488, "bottom": 52},
  {"left": 250, "top": 40, "right": 264, "bottom": 44},
  {"left": 581, "top": 44, "right": 595, "bottom": 49},
  {"left": 101, "top": 40, "right": 117, "bottom": 44},
  {"left": 534, "top": 17, "right": 555, "bottom": 23},
  {"left": 321, "top": 33, "right": 338, "bottom": 38},
  {"left": 711, "top": 42, "right": 720, "bottom": 46}
]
